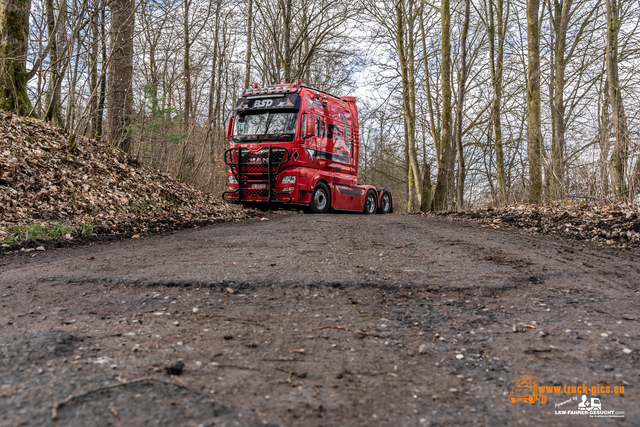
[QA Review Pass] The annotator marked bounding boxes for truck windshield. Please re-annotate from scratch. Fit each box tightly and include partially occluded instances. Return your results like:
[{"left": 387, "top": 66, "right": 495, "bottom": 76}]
[{"left": 235, "top": 112, "right": 297, "bottom": 136}]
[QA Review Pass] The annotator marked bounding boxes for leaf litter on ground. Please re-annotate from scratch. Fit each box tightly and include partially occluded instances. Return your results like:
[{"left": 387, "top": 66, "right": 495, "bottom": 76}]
[
  {"left": 421, "top": 203, "right": 640, "bottom": 248},
  {"left": 0, "top": 111, "right": 257, "bottom": 251}
]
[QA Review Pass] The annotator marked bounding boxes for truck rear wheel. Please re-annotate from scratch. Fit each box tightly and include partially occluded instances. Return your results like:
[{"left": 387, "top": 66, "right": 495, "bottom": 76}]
[
  {"left": 310, "top": 182, "right": 331, "bottom": 214},
  {"left": 378, "top": 191, "right": 392, "bottom": 214},
  {"left": 364, "top": 190, "right": 377, "bottom": 214}
]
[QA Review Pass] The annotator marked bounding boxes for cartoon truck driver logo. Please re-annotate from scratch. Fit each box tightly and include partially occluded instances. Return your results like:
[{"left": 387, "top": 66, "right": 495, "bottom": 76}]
[{"left": 508, "top": 372, "right": 547, "bottom": 404}]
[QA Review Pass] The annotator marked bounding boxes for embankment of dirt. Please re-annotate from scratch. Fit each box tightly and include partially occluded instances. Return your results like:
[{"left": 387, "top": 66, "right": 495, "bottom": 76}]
[
  {"left": 423, "top": 203, "right": 640, "bottom": 248},
  {"left": 0, "top": 111, "right": 253, "bottom": 252}
]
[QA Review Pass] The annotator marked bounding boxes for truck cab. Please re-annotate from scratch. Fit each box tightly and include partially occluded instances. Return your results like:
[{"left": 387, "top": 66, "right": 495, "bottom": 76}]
[{"left": 222, "top": 81, "right": 392, "bottom": 214}]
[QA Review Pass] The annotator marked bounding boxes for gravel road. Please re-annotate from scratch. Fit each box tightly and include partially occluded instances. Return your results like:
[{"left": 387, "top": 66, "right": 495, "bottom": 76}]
[{"left": 1, "top": 213, "right": 638, "bottom": 426}]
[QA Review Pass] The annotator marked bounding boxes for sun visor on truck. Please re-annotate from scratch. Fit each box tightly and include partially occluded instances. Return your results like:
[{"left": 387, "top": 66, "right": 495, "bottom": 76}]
[{"left": 235, "top": 94, "right": 300, "bottom": 111}]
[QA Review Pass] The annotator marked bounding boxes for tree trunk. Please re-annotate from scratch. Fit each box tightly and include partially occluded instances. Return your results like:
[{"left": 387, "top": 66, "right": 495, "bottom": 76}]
[
  {"left": 527, "top": 0, "right": 543, "bottom": 204},
  {"left": 244, "top": 0, "right": 252, "bottom": 89},
  {"left": 44, "top": 0, "right": 62, "bottom": 123},
  {"left": 208, "top": 0, "right": 220, "bottom": 126},
  {"left": 550, "top": 0, "right": 572, "bottom": 199},
  {"left": 396, "top": 0, "right": 420, "bottom": 211},
  {"left": 95, "top": 3, "right": 105, "bottom": 140},
  {"left": 88, "top": 1, "right": 99, "bottom": 137},
  {"left": 420, "top": 163, "right": 432, "bottom": 212},
  {"left": 35, "top": 34, "right": 42, "bottom": 116},
  {"left": 183, "top": 0, "right": 191, "bottom": 130},
  {"left": 282, "top": 0, "right": 292, "bottom": 82},
  {"left": 66, "top": 34, "right": 81, "bottom": 130},
  {"left": 454, "top": 0, "right": 470, "bottom": 211},
  {"left": 605, "top": 0, "right": 629, "bottom": 199},
  {"left": 0, "top": 0, "right": 34, "bottom": 115},
  {"left": 420, "top": 15, "right": 440, "bottom": 175},
  {"left": 432, "top": 0, "right": 453, "bottom": 211},
  {"left": 213, "top": 25, "right": 225, "bottom": 132},
  {"left": 106, "top": 0, "right": 134, "bottom": 153},
  {"left": 487, "top": 0, "right": 507, "bottom": 204},
  {"left": 599, "top": 74, "right": 611, "bottom": 200},
  {"left": 148, "top": 41, "right": 158, "bottom": 113}
]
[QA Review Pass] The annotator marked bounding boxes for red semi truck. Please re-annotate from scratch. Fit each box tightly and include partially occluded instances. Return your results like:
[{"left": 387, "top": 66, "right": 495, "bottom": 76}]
[{"left": 222, "top": 81, "right": 393, "bottom": 214}]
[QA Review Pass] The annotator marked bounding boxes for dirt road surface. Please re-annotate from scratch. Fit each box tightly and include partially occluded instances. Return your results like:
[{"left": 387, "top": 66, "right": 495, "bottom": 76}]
[{"left": 1, "top": 214, "right": 638, "bottom": 426}]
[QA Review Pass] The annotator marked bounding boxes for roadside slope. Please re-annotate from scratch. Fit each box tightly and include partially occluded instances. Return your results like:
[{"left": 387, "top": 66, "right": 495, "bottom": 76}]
[
  {"left": 424, "top": 202, "right": 640, "bottom": 248},
  {"left": 0, "top": 111, "right": 250, "bottom": 250}
]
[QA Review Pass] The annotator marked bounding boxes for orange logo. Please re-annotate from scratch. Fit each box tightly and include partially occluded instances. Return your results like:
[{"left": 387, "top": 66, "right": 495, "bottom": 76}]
[{"left": 509, "top": 372, "right": 547, "bottom": 404}]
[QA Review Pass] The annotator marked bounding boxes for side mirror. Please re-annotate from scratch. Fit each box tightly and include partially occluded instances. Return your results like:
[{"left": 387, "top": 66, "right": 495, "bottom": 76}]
[
  {"left": 226, "top": 116, "right": 234, "bottom": 139},
  {"left": 304, "top": 114, "right": 315, "bottom": 138}
]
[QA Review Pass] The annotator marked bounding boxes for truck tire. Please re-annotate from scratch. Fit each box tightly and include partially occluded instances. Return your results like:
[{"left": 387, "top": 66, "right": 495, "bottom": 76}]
[
  {"left": 310, "top": 182, "right": 331, "bottom": 214},
  {"left": 364, "top": 190, "right": 377, "bottom": 214},
  {"left": 378, "top": 191, "right": 392, "bottom": 214}
]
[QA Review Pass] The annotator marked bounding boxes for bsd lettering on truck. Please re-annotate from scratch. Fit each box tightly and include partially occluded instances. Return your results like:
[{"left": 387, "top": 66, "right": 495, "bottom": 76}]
[{"left": 252, "top": 99, "right": 273, "bottom": 108}]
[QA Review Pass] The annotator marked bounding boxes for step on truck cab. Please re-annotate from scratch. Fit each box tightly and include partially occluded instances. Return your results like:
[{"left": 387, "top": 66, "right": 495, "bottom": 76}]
[{"left": 222, "top": 81, "right": 393, "bottom": 214}]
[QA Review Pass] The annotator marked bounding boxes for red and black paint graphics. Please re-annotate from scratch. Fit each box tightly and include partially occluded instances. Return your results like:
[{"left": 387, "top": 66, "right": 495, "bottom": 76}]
[
  {"left": 305, "top": 147, "right": 350, "bottom": 165},
  {"left": 305, "top": 97, "right": 327, "bottom": 110}
]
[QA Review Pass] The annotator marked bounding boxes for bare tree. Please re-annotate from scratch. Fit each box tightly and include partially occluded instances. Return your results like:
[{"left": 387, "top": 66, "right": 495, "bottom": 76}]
[
  {"left": 0, "top": 0, "right": 34, "bottom": 114},
  {"left": 395, "top": 0, "right": 421, "bottom": 211},
  {"left": 244, "top": 0, "right": 252, "bottom": 89},
  {"left": 106, "top": 0, "right": 135, "bottom": 152},
  {"left": 454, "top": 0, "right": 470, "bottom": 210},
  {"left": 484, "top": 0, "right": 508, "bottom": 204},
  {"left": 605, "top": 0, "right": 630, "bottom": 199},
  {"left": 527, "top": 0, "right": 543, "bottom": 204},
  {"left": 432, "top": 0, "right": 454, "bottom": 211}
]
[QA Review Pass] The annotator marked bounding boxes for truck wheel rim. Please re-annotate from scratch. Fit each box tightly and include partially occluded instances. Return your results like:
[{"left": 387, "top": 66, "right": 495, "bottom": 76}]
[
  {"left": 382, "top": 194, "right": 390, "bottom": 211},
  {"left": 366, "top": 194, "right": 375, "bottom": 213},
  {"left": 315, "top": 189, "right": 327, "bottom": 210}
]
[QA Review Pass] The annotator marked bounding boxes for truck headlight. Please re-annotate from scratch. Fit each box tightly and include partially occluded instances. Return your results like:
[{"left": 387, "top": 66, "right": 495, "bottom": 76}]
[
  {"left": 281, "top": 176, "right": 296, "bottom": 184},
  {"left": 283, "top": 187, "right": 294, "bottom": 192},
  {"left": 228, "top": 175, "right": 237, "bottom": 184}
]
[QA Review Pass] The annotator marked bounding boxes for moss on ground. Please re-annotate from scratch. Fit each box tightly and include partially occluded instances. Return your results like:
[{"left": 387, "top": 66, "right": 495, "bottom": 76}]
[{"left": 0, "top": 222, "right": 95, "bottom": 245}]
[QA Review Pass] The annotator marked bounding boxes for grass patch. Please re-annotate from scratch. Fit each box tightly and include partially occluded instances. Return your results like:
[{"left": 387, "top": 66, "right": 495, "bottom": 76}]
[{"left": 0, "top": 222, "right": 95, "bottom": 245}]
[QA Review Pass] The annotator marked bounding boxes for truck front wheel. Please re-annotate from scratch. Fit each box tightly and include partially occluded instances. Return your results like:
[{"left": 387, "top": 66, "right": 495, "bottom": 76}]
[{"left": 310, "top": 182, "right": 331, "bottom": 214}]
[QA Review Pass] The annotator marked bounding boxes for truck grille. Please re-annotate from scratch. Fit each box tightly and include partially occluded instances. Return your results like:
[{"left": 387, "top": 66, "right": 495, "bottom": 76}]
[
  {"left": 222, "top": 146, "right": 292, "bottom": 203},
  {"left": 241, "top": 188, "right": 268, "bottom": 199}
]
